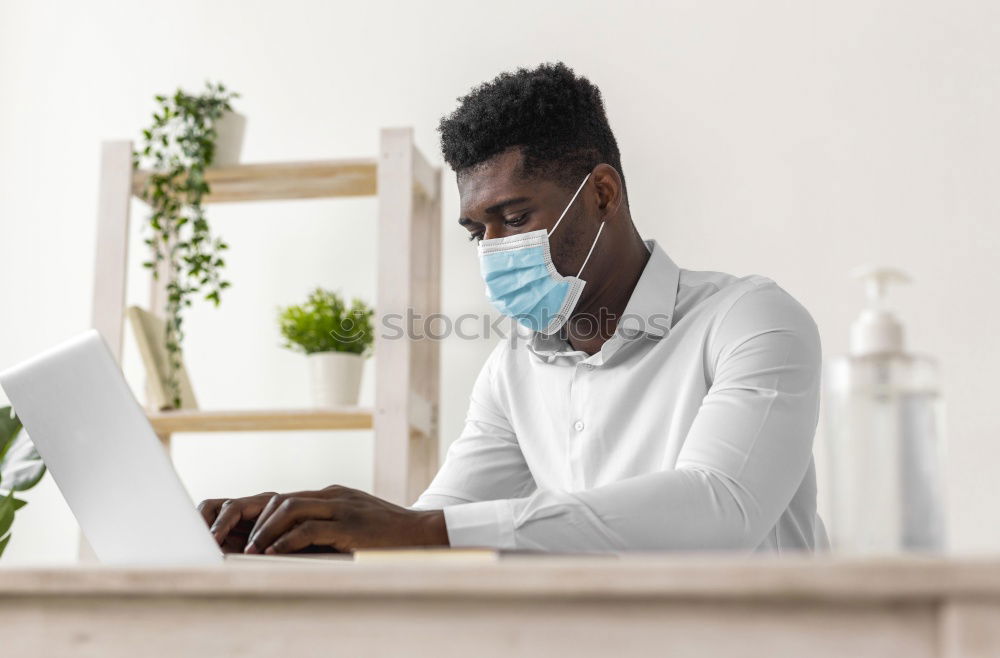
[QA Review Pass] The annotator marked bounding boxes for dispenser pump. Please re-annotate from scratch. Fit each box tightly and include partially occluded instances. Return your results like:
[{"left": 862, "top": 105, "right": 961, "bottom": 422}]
[{"left": 849, "top": 267, "right": 910, "bottom": 356}]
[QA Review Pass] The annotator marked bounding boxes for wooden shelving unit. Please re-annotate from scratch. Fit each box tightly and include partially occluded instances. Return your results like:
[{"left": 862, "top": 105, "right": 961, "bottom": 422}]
[{"left": 91, "top": 127, "right": 442, "bottom": 507}]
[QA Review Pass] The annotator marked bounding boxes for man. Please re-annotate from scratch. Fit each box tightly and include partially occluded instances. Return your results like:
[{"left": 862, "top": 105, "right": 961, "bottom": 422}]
[{"left": 199, "top": 61, "right": 829, "bottom": 555}]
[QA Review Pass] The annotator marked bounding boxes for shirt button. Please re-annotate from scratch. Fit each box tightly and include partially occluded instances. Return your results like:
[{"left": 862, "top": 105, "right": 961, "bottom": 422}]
[{"left": 574, "top": 420, "right": 585, "bottom": 432}]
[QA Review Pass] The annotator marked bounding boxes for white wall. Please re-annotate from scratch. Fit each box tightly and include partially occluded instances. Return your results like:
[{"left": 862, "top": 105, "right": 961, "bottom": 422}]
[{"left": 1, "top": 0, "right": 997, "bottom": 562}]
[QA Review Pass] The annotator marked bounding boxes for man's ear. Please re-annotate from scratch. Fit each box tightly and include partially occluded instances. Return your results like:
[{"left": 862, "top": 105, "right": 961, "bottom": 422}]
[{"left": 592, "top": 163, "right": 624, "bottom": 221}]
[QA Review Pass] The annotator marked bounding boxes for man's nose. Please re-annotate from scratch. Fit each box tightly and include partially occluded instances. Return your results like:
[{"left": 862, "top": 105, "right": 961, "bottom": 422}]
[{"left": 483, "top": 226, "right": 504, "bottom": 241}]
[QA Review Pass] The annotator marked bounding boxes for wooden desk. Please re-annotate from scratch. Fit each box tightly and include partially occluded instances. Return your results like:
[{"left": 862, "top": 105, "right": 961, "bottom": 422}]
[{"left": 3, "top": 555, "right": 1000, "bottom": 657}]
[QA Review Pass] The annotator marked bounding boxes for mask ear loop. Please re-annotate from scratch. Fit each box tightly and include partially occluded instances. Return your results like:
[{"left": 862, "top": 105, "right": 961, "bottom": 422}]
[
  {"left": 548, "top": 171, "right": 592, "bottom": 238},
  {"left": 576, "top": 221, "right": 606, "bottom": 277}
]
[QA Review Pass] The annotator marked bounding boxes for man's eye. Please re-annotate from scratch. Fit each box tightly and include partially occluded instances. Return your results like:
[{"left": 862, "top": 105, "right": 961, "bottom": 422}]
[
  {"left": 468, "top": 232, "right": 483, "bottom": 242},
  {"left": 505, "top": 212, "right": 530, "bottom": 226}
]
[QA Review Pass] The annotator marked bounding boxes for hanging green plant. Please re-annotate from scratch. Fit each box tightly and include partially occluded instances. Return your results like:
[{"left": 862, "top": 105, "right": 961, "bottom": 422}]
[{"left": 132, "top": 81, "right": 239, "bottom": 408}]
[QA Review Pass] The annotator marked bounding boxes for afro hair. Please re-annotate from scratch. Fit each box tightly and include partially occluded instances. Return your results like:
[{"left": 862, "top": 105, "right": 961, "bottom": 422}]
[{"left": 437, "top": 61, "right": 627, "bottom": 201}]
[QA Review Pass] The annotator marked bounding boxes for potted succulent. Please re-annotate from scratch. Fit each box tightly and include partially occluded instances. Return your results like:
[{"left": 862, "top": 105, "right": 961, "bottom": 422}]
[
  {"left": 0, "top": 406, "right": 47, "bottom": 558},
  {"left": 278, "top": 288, "right": 374, "bottom": 407}
]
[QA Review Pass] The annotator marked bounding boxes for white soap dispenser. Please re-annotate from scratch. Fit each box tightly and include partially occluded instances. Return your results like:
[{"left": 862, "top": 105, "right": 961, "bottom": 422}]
[{"left": 822, "top": 267, "right": 947, "bottom": 554}]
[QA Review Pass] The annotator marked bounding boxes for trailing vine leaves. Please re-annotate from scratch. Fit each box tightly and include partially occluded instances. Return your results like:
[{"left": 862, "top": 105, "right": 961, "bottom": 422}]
[{"left": 132, "top": 81, "right": 239, "bottom": 408}]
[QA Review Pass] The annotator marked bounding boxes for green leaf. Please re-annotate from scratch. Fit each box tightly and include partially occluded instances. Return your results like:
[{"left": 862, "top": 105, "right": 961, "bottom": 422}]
[
  {"left": 0, "top": 491, "right": 16, "bottom": 538},
  {"left": 0, "top": 406, "right": 20, "bottom": 438},
  {"left": 0, "top": 429, "right": 46, "bottom": 492},
  {"left": 0, "top": 533, "right": 9, "bottom": 557},
  {"left": 0, "top": 406, "right": 21, "bottom": 463}
]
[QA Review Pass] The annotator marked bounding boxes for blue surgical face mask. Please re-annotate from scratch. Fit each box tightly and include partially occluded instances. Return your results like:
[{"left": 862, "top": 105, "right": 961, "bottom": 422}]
[{"left": 476, "top": 172, "right": 605, "bottom": 335}]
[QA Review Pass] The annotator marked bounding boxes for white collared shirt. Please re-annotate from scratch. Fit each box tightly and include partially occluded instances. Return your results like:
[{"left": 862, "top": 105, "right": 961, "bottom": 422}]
[{"left": 411, "top": 240, "right": 829, "bottom": 553}]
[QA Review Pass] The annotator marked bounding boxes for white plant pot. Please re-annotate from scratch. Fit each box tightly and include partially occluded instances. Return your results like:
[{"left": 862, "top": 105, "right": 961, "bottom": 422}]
[
  {"left": 212, "top": 110, "right": 246, "bottom": 166},
  {"left": 307, "top": 351, "right": 364, "bottom": 407}
]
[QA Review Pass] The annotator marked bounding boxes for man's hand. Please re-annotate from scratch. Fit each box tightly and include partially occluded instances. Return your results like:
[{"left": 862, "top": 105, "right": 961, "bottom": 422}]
[
  {"left": 198, "top": 491, "right": 277, "bottom": 553},
  {"left": 197, "top": 485, "right": 448, "bottom": 555}
]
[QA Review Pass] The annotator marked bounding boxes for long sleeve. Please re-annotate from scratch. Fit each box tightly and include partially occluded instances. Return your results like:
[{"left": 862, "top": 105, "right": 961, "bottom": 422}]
[
  {"left": 438, "top": 284, "right": 823, "bottom": 552},
  {"left": 409, "top": 344, "right": 537, "bottom": 513}
]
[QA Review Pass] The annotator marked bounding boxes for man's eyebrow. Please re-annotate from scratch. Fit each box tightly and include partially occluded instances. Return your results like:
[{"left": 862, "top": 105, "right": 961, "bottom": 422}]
[{"left": 458, "top": 196, "right": 532, "bottom": 225}]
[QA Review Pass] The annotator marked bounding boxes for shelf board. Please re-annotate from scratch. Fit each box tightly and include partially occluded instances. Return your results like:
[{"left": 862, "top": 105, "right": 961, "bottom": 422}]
[
  {"left": 132, "top": 159, "right": 378, "bottom": 204},
  {"left": 148, "top": 407, "right": 373, "bottom": 434}
]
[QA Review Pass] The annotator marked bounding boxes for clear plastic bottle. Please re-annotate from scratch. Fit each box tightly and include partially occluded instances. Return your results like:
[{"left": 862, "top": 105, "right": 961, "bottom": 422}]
[{"left": 823, "top": 268, "right": 947, "bottom": 554}]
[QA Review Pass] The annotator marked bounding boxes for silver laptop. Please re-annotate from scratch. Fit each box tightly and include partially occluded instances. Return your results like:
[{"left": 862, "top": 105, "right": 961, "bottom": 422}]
[{"left": 0, "top": 329, "right": 346, "bottom": 566}]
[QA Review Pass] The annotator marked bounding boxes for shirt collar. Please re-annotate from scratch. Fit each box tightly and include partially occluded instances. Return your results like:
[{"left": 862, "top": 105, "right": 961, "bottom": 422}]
[
  {"left": 616, "top": 239, "right": 679, "bottom": 339},
  {"left": 526, "top": 239, "right": 680, "bottom": 360}
]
